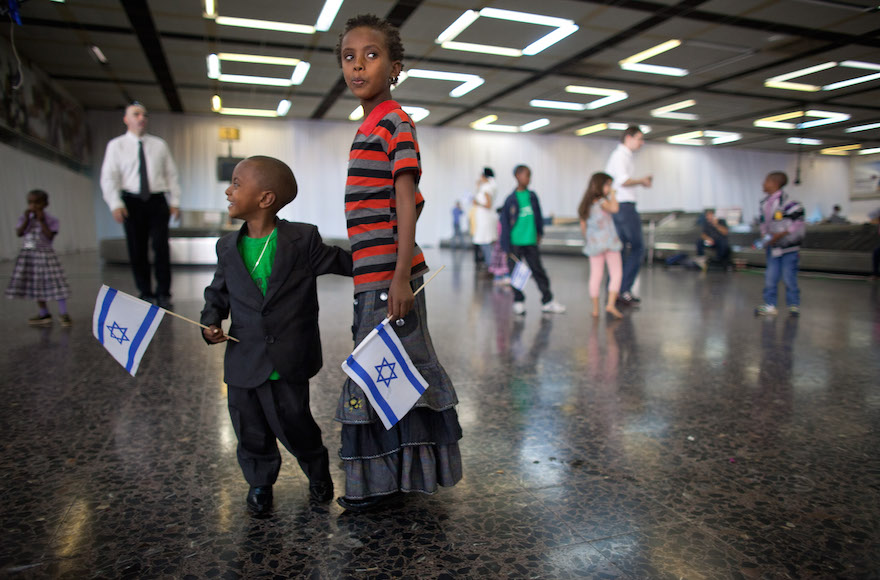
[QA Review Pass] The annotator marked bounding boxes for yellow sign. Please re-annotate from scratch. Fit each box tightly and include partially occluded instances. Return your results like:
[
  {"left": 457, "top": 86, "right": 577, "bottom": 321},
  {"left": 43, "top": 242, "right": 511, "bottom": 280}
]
[{"left": 218, "top": 127, "right": 240, "bottom": 141}]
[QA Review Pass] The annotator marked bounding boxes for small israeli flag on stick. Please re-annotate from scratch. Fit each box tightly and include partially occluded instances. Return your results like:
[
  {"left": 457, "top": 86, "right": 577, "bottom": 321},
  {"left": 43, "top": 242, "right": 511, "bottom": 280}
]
[
  {"left": 341, "top": 266, "right": 444, "bottom": 430},
  {"left": 93, "top": 285, "right": 165, "bottom": 376},
  {"left": 509, "top": 256, "right": 532, "bottom": 292}
]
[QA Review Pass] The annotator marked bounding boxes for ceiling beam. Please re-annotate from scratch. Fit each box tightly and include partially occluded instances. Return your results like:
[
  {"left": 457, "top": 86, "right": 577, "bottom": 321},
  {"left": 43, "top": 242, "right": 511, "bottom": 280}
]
[{"left": 119, "top": 0, "right": 183, "bottom": 112}]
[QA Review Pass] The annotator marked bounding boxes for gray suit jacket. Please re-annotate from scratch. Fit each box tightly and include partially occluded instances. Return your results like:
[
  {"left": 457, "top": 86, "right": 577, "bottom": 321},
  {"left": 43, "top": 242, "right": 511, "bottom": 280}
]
[{"left": 201, "top": 220, "right": 352, "bottom": 387}]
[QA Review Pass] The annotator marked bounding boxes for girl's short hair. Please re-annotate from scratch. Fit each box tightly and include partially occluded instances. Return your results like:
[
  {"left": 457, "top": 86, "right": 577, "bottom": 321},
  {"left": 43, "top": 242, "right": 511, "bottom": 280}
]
[
  {"left": 335, "top": 14, "right": 405, "bottom": 76},
  {"left": 28, "top": 189, "right": 49, "bottom": 204}
]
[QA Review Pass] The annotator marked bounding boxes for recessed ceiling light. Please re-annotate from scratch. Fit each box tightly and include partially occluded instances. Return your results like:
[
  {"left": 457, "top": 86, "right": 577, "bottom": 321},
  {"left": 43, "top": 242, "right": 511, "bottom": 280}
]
[
  {"left": 470, "top": 115, "right": 549, "bottom": 133},
  {"left": 529, "top": 99, "right": 586, "bottom": 111},
  {"left": 206, "top": 1, "right": 345, "bottom": 34},
  {"left": 846, "top": 122, "right": 880, "bottom": 133},
  {"left": 276, "top": 100, "right": 291, "bottom": 116},
  {"left": 396, "top": 69, "right": 484, "bottom": 97},
  {"left": 348, "top": 105, "right": 430, "bottom": 123},
  {"left": 859, "top": 147, "right": 880, "bottom": 155},
  {"left": 786, "top": 137, "right": 823, "bottom": 145},
  {"left": 820, "top": 144, "right": 861, "bottom": 155},
  {"left": 89, "top": 45, "right": 108, "bottom": 64},
  {"left": 435, "top": 7, "right": 578, "bottom": 58},
  {"left": 574, "top": 122, "right": 651, "bottom": 136},
  {"left": 211, "top": 95, "right": 222, "bottom": 112},
  {"left": 651, "top": 99, "right": 698, "bottom": 120},
  {"left": 619, "top": 40, "right": 688, "bottom": 77},
  {"left": 218, "top": 108, "right": 278, "bottom": 118},
  {"left": 315, "top": 0, "right": 343, "bottom": 32},
  {"left": 564, "top": 86, "right": 628, "bottom": 109},
  {"left": 765, "top": 60, "right": 880, "bottom": 92},
  {"left": 667, "top": 130, "right": 741, "bottom": 146},
  {"left": 753, "top": 110, "right": 850, "bottom": 130},
  {"left": 207, "top": 53, "right": 310, "bottom": 86}
]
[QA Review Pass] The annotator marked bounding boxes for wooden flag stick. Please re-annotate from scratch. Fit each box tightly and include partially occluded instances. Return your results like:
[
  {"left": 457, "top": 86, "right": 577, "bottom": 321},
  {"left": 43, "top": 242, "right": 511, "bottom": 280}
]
[
  {"left": 413, "top": 265, "right": 445, "bottom": 297},
  {"left": 507, "top": 252, "right": 521, "bottom": 263},
  {"left": 162, "top": 308, "right": 240, "bottom": 342}
]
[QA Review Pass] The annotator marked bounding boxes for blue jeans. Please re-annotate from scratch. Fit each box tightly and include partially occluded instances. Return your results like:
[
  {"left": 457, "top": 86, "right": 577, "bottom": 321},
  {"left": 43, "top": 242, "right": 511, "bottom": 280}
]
[
  {"left": 612, "top": 202, "right": 643, "bottom": 294},
  {"left": 763, "top": 250, "right": 800, "bottom": 307}
]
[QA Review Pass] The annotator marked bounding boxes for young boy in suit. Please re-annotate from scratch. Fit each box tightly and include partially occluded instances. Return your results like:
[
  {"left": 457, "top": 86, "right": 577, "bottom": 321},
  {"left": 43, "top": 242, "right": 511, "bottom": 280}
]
[{"left": 201, "top": 156, "right": 351, "bottom": 515}]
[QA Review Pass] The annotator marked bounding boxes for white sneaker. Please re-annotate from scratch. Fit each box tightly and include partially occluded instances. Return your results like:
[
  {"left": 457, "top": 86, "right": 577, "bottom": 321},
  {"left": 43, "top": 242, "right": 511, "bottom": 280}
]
[
  {"left": 755, "top": 304, "right": 778, "bottom": 316},
  {"left": 513, "top": 302, "right": 526, "bottom": 315},
  {"left": 541, "top": 301, "right": 566, "bottom": 314}
]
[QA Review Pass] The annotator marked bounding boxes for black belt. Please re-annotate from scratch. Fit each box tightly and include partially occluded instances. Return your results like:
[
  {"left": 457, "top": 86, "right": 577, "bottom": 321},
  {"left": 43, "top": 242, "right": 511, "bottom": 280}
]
[{"left": 122, "top": 191, "right": 166, "bottom": 197}]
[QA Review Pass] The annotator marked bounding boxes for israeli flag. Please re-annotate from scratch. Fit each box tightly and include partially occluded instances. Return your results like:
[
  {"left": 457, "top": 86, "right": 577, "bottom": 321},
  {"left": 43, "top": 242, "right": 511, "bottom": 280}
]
[
  {"left": 92, "top": 285, "right": 165, "bottom": 376},
  {"left": 342, "top": 319, "right": 428, "bottom": 430},
  {"left": 510, "top": 259, "right": 532, "bottom": 291}
]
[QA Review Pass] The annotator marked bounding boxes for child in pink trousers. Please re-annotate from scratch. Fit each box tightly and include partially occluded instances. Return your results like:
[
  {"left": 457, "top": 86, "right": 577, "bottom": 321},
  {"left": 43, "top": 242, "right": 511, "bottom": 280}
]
[{"left": 578, "top": 173, "right": 623, "bottom": 318}]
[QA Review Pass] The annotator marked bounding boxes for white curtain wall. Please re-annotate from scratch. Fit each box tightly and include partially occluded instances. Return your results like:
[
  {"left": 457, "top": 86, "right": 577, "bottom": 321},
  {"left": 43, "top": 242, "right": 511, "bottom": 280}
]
[
  {"left": 84, "top": 111, "right": 850, "bottom": 247},
  {"left": 0, "top": 141, "right": 96, "bottom": 261}
]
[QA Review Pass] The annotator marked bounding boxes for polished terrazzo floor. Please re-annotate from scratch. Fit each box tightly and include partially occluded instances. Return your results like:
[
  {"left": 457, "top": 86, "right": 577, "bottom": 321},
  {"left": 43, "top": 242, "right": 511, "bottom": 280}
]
[{"left": 1, "top": 248, "right": 878, "bottom": 579}]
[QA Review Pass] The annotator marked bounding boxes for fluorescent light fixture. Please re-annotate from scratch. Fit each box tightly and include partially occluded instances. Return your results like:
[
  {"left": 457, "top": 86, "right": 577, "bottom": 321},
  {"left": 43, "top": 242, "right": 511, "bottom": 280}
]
[
  {"left": 89, "top": 45, "right": 108, "bottom": 64},
  {"left": 764, "top": 62, "right": 835, "bottom": 92},
  {"left": 203, "top": 0, "right": 215, "bottom": 17},
  {"left": 214, "top": 16, "right": 315, "bottom": 35},
  {"left": 218, "top": 53, "right": 301, "bottom": 66},
  {"left": 207, "top": 54, "right": 220, "bottom": 79},
  {"left": 208, "top": 53, "right": 310, "bottom": 87},
  {"left": 402, "top": 106, "right": 430, "bottom": 123},
  {"left": 218, "top": 108, "right": 278, "bottom": 118},
  {"left": 619, "top": 39, "right": 688, "bottom": 76},
  {"left": 217, "top": 74, "right": 293, "bottom": 87},
  {"left": 436, "top": 8, "right": 578, "bottom": 57},
  {"left": 469, "top": 114, "right": 547, "bottom": 133},
  {"left": 276, "top": 99, "right": 291, "bottom": 116},
  {"left": 859, "top": 147, "right": 880, "bottom": 155},
  {"left": 211, "top": 95, "right": 221, "bottom": 112},
  {"left": 315, "top": 0, "right": 343, "bottom": 32},
  {"left": 620, "top": 62, "right": 688, "bottom": 76},
  {"left": 290, "top": 61, "right": 310, "bottom": 85},
  {"left": 667, "top": 130, "right": 741, "bottom": 146},
  {"left": 846, "top": 122, "right": 880, "bottom": 133},
  {"left": 764, "top": 60, "right": 880, "bottom": 92},
  {"left": 564, "top": 85, "right": 628, "bottom": 109},
  {"left": 575, "top": 123, "right": 608, "bottom": 136},
  {"left": 754, "top": 111, "right": 805, "bottom": 130},
  {"left": 786, "top": 137, "right": 823, "bottom": 145},
  {"left": 397, "top": 69, "right": 484, "bottom": 97},
  {"left": 799, "top": 110, "right": 850, "bottom": 128},
  {"left": 436, "top": 10, "right": 479, "bottom": 44},
  {"left": 574, "top": 122, "right": 650, "bottom": 137},
  {"left": 519, "top": 118, "right": 550, "bottom": 132},
  {"left": 530, "top": 99, "right": 586, "bottom": 111},
  {"left": 439, "top": 41, "right": 522, "bottom": 58},
  {"left": 823, "top": 60, "right": 880, "bottom": 91},
  {"left": 820, "top": 144, "right": 861, "bottom": 155},
  {"left": 651, "top": 99, "right": 698, "bottom": 121},
  {"left": 349, "top": 106, "right": 364, "bottom": 121}
]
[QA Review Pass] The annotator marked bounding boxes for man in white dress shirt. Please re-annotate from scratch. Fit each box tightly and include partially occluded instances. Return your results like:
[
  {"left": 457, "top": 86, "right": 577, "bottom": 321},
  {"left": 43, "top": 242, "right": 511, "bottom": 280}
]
[
  {"left": 101, "top": 102, "right": 181, "bottom": 308},
  {"left": 604, "top": 125, "right": 652, "bottom": 305}
]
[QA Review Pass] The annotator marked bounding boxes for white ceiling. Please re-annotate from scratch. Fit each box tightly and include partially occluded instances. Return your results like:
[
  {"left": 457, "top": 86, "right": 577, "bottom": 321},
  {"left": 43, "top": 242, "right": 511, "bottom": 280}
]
[{"left": 3, "top": 0, "right": 879, "bottom": 153}]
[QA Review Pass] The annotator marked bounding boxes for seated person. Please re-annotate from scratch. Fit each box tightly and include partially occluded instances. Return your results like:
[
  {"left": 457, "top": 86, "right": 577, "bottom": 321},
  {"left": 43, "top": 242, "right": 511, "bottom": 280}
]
[
  {"left": 696, "top": 209, "right": 730, "bottom": 268},
  {"left": 825, "top": 204, "right": 848, "bottom": 224}
]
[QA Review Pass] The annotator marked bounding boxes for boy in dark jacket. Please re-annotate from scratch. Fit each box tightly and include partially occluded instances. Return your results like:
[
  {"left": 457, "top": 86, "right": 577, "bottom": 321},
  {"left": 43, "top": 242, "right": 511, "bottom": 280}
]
[
  {"left": 201, "top": 156, "right": 351, "bottom": 514},
  {"left": 500, "top": 164, "right": 566, "bottom": 316}
]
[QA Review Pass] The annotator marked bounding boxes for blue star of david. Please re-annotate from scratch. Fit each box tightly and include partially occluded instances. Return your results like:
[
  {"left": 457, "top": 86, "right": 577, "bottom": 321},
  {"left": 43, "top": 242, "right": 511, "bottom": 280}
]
[
  {"left": 107, "top": 321, "right": 130, "bottom": 345},
  {"left": 375, "top": 357, "right": 398, "bottom": 388}
]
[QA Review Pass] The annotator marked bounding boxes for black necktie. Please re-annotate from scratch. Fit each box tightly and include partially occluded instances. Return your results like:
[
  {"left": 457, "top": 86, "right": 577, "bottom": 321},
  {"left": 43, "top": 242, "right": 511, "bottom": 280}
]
[{"left": 138, "top": 140, "right": 150, "bottom": 201}]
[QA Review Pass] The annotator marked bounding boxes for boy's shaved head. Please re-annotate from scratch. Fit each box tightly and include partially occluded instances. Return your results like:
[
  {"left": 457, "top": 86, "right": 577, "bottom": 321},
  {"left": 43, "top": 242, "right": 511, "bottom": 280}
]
[{"left": 244, "top": 155, "right": 298, "bottom": 208}]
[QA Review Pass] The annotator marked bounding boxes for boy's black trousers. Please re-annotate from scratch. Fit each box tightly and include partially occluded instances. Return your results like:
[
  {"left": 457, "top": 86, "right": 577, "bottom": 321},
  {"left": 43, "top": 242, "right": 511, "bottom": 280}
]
[{"left": 227, "top": 378, "right": 331, "bottom": 487}]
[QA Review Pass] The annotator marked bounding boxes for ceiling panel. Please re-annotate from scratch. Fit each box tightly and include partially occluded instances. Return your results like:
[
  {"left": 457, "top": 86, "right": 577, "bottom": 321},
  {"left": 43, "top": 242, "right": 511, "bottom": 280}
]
[{"left": 2, "top": 0, "right": 877, "bottom": 153}]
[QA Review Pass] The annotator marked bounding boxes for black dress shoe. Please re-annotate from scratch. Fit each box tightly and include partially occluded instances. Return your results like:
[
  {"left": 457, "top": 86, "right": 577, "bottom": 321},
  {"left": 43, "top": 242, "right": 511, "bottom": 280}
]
[
  {"left": 336, "top": 492, "right": 401, "bottom": 512},
  {"left": 246, "top": 485, "right": 273, "bottom": 515},
  {"left": 157, "top": 295, "right": 173, "bottom": 310},
  {"left": 139, "top": 293, "right": 157, "bottom": 304},
  {"left": 309, "top": 480, "right": 334, "bottom": 503}
]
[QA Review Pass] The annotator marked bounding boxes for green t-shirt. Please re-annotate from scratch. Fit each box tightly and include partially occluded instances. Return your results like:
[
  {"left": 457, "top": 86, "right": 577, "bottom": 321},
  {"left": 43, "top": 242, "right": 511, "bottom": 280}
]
[
  {"left": 238, "top": 229, "right": 279, "bottom": 380},
  {"left": 510, "top": 190, "right": 537, "bottom": 246}
]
